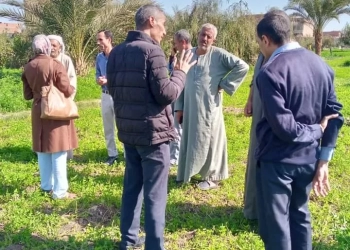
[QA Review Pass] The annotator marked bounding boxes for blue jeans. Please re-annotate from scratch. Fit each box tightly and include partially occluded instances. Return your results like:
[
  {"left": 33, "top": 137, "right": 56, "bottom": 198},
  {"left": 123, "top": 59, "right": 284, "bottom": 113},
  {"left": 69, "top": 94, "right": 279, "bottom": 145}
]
[
  {"left": 120, "top": 142, "right": 170, "bottom": 250},
  {"left": 170, "top": 104, "right": 182, "bottom": 165},
  {"left": 37, "top": 151, "right": 69, "bottom": 199}
]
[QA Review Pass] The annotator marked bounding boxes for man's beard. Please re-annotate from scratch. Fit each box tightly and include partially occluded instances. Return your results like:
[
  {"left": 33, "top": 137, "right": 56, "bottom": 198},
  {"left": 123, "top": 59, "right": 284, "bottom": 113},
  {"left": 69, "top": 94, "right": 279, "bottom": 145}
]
[
  {"left": 51, "top": 51, "right": 58, "bottom": 58},
  {"left": 199, "top": 44, "right": 210, "bottom": 51}
]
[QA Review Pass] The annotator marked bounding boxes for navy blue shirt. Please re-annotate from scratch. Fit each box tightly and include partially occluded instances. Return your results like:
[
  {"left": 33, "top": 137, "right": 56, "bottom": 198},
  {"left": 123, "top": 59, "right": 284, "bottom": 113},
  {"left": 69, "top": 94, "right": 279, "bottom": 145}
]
[
  {"left": 95, "top": 52, "right": 108, "bottom": 91},
  {"left": 255, "top": 48, "right": 344, "bottom": 165}
]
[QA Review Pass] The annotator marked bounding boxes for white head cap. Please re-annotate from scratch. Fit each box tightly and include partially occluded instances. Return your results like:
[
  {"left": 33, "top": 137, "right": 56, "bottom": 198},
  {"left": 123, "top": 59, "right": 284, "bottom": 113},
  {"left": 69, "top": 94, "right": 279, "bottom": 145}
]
[{"left": 47, "top": 34, "right": 65, "bottom": 54}]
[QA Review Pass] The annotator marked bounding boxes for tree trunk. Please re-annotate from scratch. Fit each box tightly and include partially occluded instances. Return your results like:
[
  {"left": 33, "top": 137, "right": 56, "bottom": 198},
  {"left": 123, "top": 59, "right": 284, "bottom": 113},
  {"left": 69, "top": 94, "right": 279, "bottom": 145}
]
[
  {"left": 315, "top": 31, "right": 322, "bottom": 55},
  {"left": 75, "top": 57, "right": 90, "bottom": 76}
]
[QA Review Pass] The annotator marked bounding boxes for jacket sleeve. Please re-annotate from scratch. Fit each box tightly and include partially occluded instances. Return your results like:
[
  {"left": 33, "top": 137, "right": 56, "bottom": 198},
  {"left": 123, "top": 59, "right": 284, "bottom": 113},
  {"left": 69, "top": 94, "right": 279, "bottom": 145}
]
[
  {"left": 148, "top": 48, "right": 186, "bottom": 106},
  {"left": 257, "top": 69, "right": 323, "bottom": 143},
  {"left": 218, "top": 49, "right": 249, "bottom": 96},
  {"left": 54, "top": 61, "right": 75, "bottom": 98},
  {"left": 22, "top": 71, "right": 33, "bottom": 100},
  {"left": 320, "top": 67, "right": 344, "bottom": 148}
]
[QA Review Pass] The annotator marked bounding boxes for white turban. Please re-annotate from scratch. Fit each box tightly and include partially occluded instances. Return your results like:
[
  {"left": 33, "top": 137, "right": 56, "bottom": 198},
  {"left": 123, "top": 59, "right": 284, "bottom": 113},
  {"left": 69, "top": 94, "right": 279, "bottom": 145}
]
[{"left": 47, "top": 34, "right": 65, "bottom": 54}]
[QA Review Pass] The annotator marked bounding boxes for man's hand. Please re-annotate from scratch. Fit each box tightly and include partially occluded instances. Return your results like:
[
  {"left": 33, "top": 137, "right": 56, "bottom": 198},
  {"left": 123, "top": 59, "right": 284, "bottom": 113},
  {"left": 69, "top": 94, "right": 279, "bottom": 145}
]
[
  {"left": 176, "top": 110, "right": 183, "bottom": 124},
  {"left": 312, "top": 160, "right": 330, "bottom": 197},
  {"left": 175, "top": 50, "right": 197, "bottom": 74},
  {"left": 244, "top": 100, "right": 253, "bottom": 117},
  {"left": 218, "top": 86, "right": 223, "bottom": 93},
  {"left": 97, "top": 76, "right": 107, "bottom": 86},
  {"left": 320, "top": 114, "right": 339, "bottom": 132}
]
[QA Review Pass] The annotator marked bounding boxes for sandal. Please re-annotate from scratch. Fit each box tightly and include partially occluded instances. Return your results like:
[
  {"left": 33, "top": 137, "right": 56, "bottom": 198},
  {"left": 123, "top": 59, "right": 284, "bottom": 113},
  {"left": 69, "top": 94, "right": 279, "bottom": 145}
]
[{"left": 197, "top": 180, "right": 219, "bottom": 190}]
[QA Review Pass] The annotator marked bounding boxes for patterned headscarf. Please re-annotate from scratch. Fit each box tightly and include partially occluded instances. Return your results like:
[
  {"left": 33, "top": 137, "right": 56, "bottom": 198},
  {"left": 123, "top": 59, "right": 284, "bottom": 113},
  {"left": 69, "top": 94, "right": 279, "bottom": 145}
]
[
  {"left": 32, "top": 34, "right": 51, "bottom": 56},
  {"left": 47, "top": 34, "right": 65, "bottom": 54}
]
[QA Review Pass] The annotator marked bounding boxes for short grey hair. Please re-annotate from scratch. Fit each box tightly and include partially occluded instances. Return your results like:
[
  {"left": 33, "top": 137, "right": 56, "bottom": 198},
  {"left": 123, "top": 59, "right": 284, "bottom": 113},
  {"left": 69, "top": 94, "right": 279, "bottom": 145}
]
[
  {"left": 174, "top": 29, "right": 191, "bottom": 44},
  {"left": 200, "top": 23, "right": 218, "bottom": 39},
  {"left": 135, "top": 4, "right": 164, "bottom": 30}
]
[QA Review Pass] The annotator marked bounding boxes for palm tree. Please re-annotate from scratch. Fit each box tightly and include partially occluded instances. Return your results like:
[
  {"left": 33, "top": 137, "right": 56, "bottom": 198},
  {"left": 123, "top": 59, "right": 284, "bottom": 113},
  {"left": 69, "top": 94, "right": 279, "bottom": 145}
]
[
  {"left": 285, "top": 0, "right": 350, "bottom": 55},
  {"left": 0, "top": 0, "right": 152, "bottom": 75}
]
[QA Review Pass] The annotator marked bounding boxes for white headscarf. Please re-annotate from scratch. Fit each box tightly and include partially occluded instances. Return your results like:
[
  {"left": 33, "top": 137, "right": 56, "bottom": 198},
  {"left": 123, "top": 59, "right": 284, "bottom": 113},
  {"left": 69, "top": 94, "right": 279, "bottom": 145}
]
[
  {"left": 47, "top": 34, "right": 65, "bottom": 54},
  {"left": 32, "top": 34, "right": 51, "bottom": 55}
]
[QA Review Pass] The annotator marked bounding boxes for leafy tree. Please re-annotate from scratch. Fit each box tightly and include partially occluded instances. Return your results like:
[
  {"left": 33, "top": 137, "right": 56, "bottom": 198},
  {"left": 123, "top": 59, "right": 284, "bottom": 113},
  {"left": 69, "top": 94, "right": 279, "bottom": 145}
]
[
  {"left": 340, "top": 22, "right": 350, "bottom": 45},
  {"left": 322, "top": 35, "right": 335, "bottom": 48},
  {"left": 0, "top": 34, "right": 13, "bottom": 67},
  {"left": 0, "top": 0, "right": 152, "bottom": 75}
]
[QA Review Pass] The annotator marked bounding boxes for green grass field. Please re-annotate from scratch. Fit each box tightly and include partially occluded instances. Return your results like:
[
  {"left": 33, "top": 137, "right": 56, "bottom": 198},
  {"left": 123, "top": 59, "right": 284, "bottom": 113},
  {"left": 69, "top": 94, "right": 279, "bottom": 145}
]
[{"left": 0, "top": 51, "right": 349, "bottom": 249}]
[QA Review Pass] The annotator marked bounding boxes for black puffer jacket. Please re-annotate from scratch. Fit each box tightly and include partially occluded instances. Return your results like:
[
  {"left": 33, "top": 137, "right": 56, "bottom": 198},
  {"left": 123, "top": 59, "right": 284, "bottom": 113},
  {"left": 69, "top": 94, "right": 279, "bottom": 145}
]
[{"left": 107, "top": 31, "right": 186, "bottom": 146}]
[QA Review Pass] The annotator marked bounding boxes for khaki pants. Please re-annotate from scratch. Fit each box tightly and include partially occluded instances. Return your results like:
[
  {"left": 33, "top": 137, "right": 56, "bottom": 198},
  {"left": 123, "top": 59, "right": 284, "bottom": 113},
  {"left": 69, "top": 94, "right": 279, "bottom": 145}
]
[{"left": 101, "top": 93, "right": 118, "bottom": 157}]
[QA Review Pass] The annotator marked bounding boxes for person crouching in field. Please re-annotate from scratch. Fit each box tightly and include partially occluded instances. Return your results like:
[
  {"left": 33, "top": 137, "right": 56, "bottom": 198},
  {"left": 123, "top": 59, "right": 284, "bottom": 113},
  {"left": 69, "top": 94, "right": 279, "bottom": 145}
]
[{"left": 21, "top": 34, "right": 77, "bottom": 199}]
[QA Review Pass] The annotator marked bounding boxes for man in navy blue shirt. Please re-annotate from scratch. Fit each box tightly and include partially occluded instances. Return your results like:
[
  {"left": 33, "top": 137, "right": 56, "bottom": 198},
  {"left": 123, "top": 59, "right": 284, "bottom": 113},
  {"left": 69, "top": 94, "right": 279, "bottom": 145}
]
[{"left": 255, "top": 10, "right": 343, "bottom": 250}]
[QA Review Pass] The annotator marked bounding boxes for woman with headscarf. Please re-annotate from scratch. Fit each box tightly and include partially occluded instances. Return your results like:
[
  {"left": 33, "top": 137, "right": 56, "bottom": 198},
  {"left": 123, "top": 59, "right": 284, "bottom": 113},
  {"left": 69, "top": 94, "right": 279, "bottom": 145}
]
[
  {"left": 22, "top": 34, "right": 78, "bottom": 199},
  {"left": 47, "top": 35, "right": 77, "bottom": 160}
]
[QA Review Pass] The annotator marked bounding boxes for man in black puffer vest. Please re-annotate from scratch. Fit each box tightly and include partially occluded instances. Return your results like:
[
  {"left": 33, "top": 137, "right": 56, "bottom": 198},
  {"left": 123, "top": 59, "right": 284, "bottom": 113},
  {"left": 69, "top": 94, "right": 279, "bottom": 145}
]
[{"left": 107, "top": 4, "right": 196, "bottom": 250}]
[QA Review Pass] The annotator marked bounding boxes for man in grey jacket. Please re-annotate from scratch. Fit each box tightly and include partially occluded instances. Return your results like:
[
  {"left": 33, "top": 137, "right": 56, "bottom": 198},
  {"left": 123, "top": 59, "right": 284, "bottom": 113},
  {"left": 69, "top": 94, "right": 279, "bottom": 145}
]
[{"left": 107, "top": 4, "right": 196, "bottom": 250}]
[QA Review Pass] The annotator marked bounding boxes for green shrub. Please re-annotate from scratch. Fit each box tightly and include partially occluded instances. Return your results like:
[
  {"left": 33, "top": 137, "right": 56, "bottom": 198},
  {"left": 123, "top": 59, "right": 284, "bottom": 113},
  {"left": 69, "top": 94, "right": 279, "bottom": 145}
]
[
  {"left": 0, "top": 34, "right": 13, "bottom": 68},
  {"left": 343, "top": 60, "right": 350, "bottom": 67}
]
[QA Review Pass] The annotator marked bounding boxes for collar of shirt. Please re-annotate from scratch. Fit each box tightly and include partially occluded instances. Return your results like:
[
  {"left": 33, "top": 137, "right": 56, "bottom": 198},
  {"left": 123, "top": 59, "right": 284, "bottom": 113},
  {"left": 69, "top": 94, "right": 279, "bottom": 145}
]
[{"left": 268, "top": 42, "right": 301, "bottom": 63}]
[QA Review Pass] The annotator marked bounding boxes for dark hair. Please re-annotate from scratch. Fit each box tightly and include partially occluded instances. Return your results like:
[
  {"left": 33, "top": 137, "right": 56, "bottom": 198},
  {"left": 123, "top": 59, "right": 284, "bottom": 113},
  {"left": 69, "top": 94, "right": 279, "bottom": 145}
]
[
  {"left": 97, "top": 30, "right": 113, "bottom": 43},
  {"left": 257, "top": 10, "right": 291, "bottom": 45}
]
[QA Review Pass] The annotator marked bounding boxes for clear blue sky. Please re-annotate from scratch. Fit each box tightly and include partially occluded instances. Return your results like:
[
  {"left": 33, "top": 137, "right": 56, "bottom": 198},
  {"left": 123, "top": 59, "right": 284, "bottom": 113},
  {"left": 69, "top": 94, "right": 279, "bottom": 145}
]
[{"left": 1, "top": 0, "right": 349, "bottom": 31}]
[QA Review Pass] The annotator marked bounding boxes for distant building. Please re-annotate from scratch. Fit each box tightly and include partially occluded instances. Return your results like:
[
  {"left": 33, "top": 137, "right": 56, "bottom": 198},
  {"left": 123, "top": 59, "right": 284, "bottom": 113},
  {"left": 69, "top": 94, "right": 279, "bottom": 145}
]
[
  {"left": 323, "top": 31, "right": 342, "bottom": 42},
  {"left": 0, "top": 22, "right": 22, "bottom": 35},
  {"left": 249, "top": 14, "right": 314, "bottom": 38},
  {"left": 290, "top": 16, "right": 314, "bottom": 37}
]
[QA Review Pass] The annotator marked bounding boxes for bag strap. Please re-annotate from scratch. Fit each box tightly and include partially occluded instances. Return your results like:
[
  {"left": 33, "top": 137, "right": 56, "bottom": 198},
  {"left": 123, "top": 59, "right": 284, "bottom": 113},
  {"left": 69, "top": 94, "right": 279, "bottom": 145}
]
[{"left": 49, "top": 59, "right": 54, "bottom": 86}]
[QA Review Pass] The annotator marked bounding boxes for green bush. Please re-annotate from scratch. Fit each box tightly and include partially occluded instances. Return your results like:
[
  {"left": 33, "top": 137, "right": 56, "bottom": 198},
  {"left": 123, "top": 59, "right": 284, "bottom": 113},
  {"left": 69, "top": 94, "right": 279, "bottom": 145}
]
[
  {"left": 343, "top": 60, "right": 350, "bottom": 67},
  {"left": 0, "top": 34, "right": 13, "bottom": 68},
  {"left": 10, "top": 34, "right": 32, "bottom": 68}
]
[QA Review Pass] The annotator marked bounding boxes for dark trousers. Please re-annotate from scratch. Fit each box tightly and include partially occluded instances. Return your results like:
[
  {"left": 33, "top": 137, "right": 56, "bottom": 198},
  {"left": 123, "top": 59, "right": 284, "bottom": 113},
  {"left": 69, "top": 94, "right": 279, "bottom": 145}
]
[
  {"left": 256, "top": 161, "right": 317, "bottom": 250},
  {"left": 120, "top": 142, "right": 170, "bottom": 250}
]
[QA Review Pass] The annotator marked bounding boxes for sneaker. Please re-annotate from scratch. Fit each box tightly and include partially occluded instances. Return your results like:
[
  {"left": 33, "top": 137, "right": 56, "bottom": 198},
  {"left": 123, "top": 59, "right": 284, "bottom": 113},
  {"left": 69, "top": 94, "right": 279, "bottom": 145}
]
[
  {"left": 104, "top": 156, "right": 118, "bottom": 166},
  {"left": 120, "top": 236, "right": 145, "bottom": 249}
]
